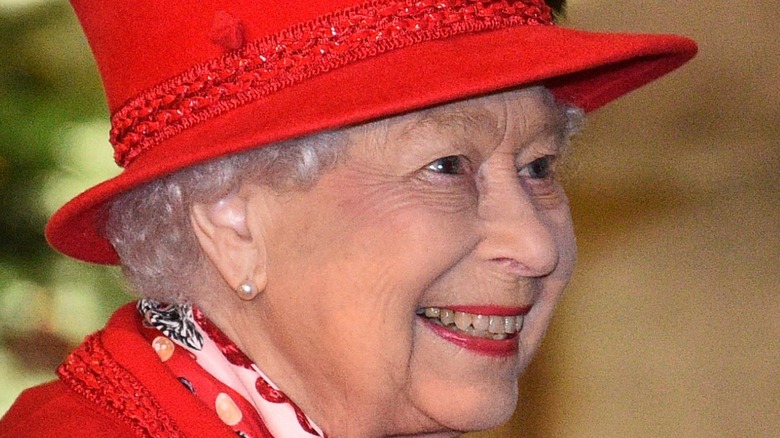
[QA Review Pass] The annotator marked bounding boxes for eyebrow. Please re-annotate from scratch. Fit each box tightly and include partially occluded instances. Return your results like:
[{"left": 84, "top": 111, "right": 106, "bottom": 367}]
[
  {"left": 399, "top": 106, "right": 500, "bottom": 144},
  {"left": 400, "top": 96, "right": 582, "bottom": 153},
  {"left": 527, "top": 104, "right": 579, "bottom": 146}
]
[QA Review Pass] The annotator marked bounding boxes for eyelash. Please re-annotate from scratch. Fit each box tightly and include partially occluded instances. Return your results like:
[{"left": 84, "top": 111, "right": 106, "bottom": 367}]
[
  {"left": 518, "top": 155, "right": 556, "bottom": 180},
  {"left": 425, "top": 155, "right": 472, "bottom": 175},
  {"left": 425, "top": 155, "right": 556, "bottom": 180}
]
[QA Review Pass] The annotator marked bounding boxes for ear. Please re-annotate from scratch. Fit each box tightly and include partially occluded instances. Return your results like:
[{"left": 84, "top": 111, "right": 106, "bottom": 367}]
[{"left": 190, "top": 189, "right": 268, "bottom": 294}]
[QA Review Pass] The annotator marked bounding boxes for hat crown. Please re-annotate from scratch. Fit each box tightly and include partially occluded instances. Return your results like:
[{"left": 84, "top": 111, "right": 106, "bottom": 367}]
[
  {"left": 72, "top": 0, "right": 354, "bottom": 110},
  {"left": 71, "top": 0, "right": 553, "bottom": 113},
  {"left": 71, "top": 0, "right": 554, "bottom": 167}
]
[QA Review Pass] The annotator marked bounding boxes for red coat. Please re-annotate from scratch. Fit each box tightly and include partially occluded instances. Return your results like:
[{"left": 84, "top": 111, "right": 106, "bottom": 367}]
[{"left": 0, "top": 304, "right": 257, "bottom": 437}]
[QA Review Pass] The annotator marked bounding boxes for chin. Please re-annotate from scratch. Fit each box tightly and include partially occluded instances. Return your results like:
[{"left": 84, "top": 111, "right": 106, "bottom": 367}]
[{"left": 408, "top": 374, "right": 520, "bottom": 434}]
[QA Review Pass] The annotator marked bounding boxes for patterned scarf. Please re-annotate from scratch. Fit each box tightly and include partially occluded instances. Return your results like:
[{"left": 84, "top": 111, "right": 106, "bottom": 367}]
[{"left": 137, "top": 300, "right": 327, "bottom": 438}]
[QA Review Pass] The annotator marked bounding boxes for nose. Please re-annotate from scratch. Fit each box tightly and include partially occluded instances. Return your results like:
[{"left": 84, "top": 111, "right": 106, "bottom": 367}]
[{"left": 476, "top": 169, "right": 560, "bottom": 278}]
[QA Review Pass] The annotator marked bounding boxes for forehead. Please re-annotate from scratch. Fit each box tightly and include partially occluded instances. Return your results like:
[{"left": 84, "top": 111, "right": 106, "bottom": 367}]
[
  {"left": 352, "top": 87, "right": 570, "bottom": 152},
  {"left": 414, "top": 86, "right": 561, "bottom": 128}
]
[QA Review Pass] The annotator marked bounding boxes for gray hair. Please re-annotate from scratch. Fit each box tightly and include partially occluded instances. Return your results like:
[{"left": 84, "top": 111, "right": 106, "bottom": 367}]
[
  {"left": 105, "top": 88, "right": 584, "bottom": 304},
  {"left": 104, "top": 131, "right": 348, "bottom": 304}
]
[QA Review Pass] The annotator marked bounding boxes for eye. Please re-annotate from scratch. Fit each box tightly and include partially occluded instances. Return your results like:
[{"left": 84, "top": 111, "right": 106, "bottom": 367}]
[
  {"left": 518, "top": 155, "right": 555, "bottom": 179},
  {"left": 425, "top": 155, "right": 471, "bottom": 175}
]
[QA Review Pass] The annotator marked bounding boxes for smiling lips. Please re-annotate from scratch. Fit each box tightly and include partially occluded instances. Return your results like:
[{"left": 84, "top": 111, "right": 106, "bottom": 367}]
[{"left": 416, "top": 306, "right": 529, "bottom": 357}]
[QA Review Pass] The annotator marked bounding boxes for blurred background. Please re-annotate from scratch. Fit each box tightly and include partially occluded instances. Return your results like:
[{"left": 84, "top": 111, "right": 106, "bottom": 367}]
[{"left": 0, "top": 0, "right": 777, "bottom": 436}]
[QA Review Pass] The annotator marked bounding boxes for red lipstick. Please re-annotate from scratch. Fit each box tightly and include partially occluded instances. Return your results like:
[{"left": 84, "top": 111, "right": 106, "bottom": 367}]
[
  {"left": 420, "top": 317, "right": 522, "bottom": 357},
  {"left": 446, "top": 305, "right": 531, "bottom": 317}
]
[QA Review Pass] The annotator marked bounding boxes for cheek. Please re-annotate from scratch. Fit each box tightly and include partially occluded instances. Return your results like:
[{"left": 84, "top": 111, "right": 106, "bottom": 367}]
[
  {"left": 525, "top": 180, "right": 571, "bottom": 211},
  {"left": 266, "top": 180, "right": 481, "bottom": 358},
  {"left": 336, "top": 175, "right": 481, "bottom": 273},
  {"left": 550, "top": 189, "right": 577, "bottom": 278},
  {"left": 517, "top": 198, "right": 576, "bottom": 362},
  {"left": 530, "top": 189, "right": 576, "bottom": 314}
]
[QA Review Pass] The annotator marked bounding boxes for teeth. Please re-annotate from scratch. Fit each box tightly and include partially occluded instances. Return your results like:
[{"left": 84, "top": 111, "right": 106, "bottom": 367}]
[
  {"left": 473, "top": 314, "right": 489, "bottom": 331},
  {"left": 453, "top": 312, "right": 471, "bottom": 331},
  {"left": 440, "top": 309, "right": 454, "bottom": 325},
  {"left": 504, "top": 316, "right": 515, "bottom": 334},
  {"left": 417, "top": 307, "right": 527, "bottom": 339},
  {"left": 488, "top": 316, "right": 504, "bottom": 334}
]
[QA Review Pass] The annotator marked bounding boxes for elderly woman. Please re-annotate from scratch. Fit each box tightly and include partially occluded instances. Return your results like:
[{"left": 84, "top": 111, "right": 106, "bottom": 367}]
[{"left": 0, "top": 0, "right": 695, "bottom": 436}]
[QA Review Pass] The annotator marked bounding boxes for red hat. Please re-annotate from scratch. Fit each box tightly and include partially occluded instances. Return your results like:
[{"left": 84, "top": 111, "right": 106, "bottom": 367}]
[{"left": 47, "top": 0, "right": 696, "bottom": 264}]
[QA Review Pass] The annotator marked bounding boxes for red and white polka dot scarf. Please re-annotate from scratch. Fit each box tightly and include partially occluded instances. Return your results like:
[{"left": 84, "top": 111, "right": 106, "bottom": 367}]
[{"left": 138, "top": 300, "right": 327, "bottom": 438}]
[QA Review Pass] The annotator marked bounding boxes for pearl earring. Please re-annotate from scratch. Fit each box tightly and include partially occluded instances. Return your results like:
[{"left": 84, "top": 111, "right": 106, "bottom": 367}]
[{"left": 236, "top": 279, "right": 258, "bottom": 300}]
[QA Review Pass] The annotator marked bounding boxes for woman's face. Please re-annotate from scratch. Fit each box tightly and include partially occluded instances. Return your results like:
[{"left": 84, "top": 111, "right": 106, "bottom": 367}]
[{"left": 222, "top": 87, "right": 577, "bottom": 436}]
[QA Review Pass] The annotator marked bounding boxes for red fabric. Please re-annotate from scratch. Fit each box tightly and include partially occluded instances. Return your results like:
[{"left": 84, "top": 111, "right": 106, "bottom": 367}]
[
  {"left": 106, "top": 1, "right": 553, "bottom": 168},
  {"left": 45, "top": 0, "right": 697, "bottom": 264},
  {"left": 0, "top": 304, "right": 263, "bottom": 438},
  {"left": 135, "top": 309, "right": 276, "bottom": 437},
  {"left": 0, "top": 383, "right": 134, "bottom": 438}
]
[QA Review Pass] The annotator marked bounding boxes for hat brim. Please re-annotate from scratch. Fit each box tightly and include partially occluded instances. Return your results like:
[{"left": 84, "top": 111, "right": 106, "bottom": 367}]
[{"left": 46, "top": 25, "right": 697, "bottom": 264}]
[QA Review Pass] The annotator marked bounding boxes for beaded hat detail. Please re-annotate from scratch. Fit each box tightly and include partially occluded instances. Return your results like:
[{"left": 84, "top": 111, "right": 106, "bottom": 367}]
[{"left": 48, "top": 0, "right": 696, "bottom": 263}]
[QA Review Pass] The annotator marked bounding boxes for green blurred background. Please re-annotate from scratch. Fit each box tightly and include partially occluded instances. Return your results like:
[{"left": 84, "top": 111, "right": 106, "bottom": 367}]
[{"left": 1, "top": 0, "right": 778, "bottom": 436}]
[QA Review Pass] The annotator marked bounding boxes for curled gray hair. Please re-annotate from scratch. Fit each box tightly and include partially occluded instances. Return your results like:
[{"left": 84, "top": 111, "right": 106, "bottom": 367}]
[{"left": 104, "top": 131, "right": 348, "bottom": 304}]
